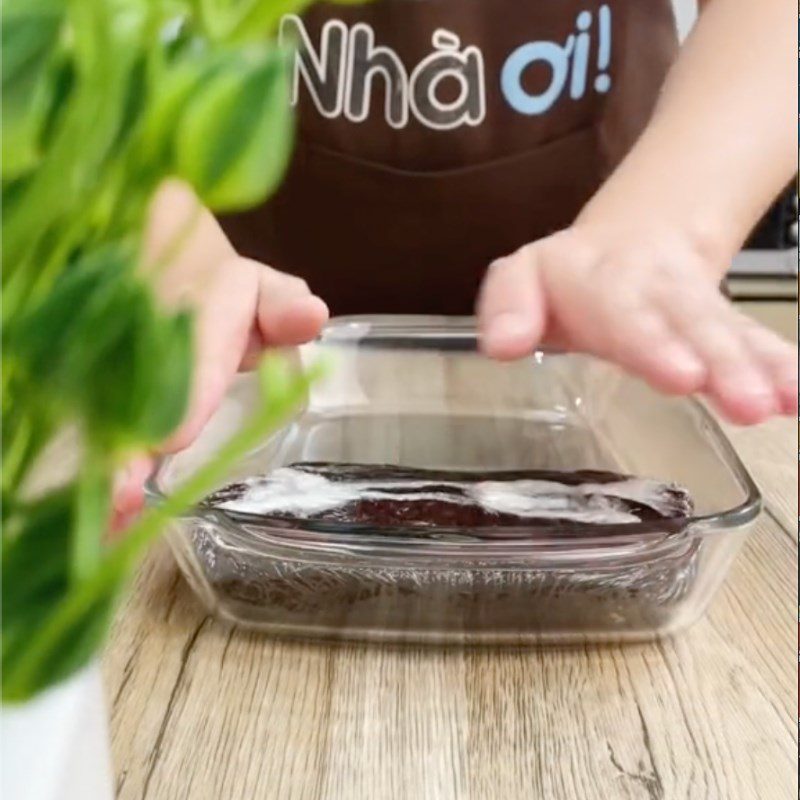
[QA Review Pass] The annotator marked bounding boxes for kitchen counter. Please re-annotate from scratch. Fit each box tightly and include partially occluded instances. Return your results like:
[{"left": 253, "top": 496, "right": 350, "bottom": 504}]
[
  {"left": 729, "top": 278, "right": 796, "bottom": 342},
  {"left": 104, "top": 415, "right": 796, "bottom": 800}
]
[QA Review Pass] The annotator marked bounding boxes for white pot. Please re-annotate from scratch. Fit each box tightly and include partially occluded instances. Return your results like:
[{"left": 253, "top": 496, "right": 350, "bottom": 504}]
[{"left": 1, "top": 661, "right": 114, "bottom": 800}]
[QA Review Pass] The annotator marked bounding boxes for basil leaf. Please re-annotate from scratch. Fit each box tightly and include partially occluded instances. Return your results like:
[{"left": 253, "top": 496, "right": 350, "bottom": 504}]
[
  {"left": 138, "top": 54, "right": 224, "bottom": 175},
  {"left": 2, "top": 491, "right": 72, "bottom": 687},
  {"left": 5, "top": 245, "right": 132, "bottom": 386},
  {"left": 1, "top": 0, "right": 62, "bottom": 85},
  {"left": 1, "top": 1, "right": 63, "bottom": 177},
  {"left": 175, "top": 47, "right": 293, "bottom": 211},
  {"left": 7, "top": 242, "right": 193, "bottom": 451},
  {"left": 2, "top": 0, "right": 335, "bottom": 705},
  {"left": 198, "top": 0, "right": 314, "bottom": 41},
  {"left": 134, "top": 309, "right": 194, "bottom": 444}
]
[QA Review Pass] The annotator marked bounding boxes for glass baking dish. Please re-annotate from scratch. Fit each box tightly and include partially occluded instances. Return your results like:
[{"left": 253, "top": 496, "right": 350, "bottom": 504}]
[{"left": 148, "top": 316, "right": 761, "bottom": 645}]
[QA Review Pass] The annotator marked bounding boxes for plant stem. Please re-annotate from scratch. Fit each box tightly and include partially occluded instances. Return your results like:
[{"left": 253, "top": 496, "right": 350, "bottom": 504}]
[
  {"left": 2, "top": 360, "right": 317, "bottom": 701},
  {"left": 71, "top": 449, "right": 110, "bottom": 584}
]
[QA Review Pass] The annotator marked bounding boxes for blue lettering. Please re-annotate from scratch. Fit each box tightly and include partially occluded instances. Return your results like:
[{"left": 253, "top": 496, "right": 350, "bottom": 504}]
[{"left": 500, "top": 39, "right": 574, "bottom": 116}]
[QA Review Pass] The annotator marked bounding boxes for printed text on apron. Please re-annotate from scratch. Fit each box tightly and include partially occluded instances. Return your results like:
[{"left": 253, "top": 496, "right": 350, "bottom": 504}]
[{"left": 221, "top": 0, "right": 679, "bottom": 315}]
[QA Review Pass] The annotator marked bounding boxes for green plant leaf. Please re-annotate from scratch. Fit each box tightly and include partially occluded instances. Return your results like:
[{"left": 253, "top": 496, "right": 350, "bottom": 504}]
[
  {"left": 1, "top": 0, "right": 343, "bottom": 705},
  {"left": 130, "top": 306, "right": 195, "bottom": 446},
  {"left": 213, "top": 0, "right": 316, "bottom": 40},
  {"left": 1, "top": 0, "right": 62, "bottom": 84},
  {"left": 174, "top": 47, "right": 294, "bottom": 211},
  {"left": 3, "top": 580, "right": 118, "bottom": 704},
  {"left": 1, "top": 0, "right": 63, "bottom": 178},
  {"left": 2, "top": 357, "right": 320, "bottom": 704},
  {"left": 74, "top": 283, "right": 162, "bottom": 443},
  {"left": 2, "top": 57, "right": 55, "bottom": 178},
  {"left": 137, "top": 54, "right": 214, "bottom": 176},
  {"left": 6, "top": 244, "right": 180, "bottom": 447},
  {"left": 2, "top": 0, "right": 146, "bottom": 286},
  {"left": 194, "top": 0, "right": 358, "bottom": 42},
  {"left": 2, "top": 491, "right": 72, "bottom": 692},
  {"left": 4, "top": 244, "right": 133, "bottom": 390}
]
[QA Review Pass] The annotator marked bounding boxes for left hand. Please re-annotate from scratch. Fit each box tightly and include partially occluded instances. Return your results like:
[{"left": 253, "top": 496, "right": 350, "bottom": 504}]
[
  {"left": 111, "top": 181, "right": 328, "bottom": 531},
  {"left": 477, "top": 222, "right": 797, "bottom": 426}
]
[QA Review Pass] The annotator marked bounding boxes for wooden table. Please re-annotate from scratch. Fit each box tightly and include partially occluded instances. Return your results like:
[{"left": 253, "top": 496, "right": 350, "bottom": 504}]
[{"left": 104, "top": 416, "right": 796, "bottom": 800}]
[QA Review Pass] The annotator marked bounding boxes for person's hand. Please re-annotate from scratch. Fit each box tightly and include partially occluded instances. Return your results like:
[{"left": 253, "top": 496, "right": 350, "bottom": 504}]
[
  {"left": 112, "top": 181, "right": 328, "bottom": 528},
  {"left": 477, "top": 223, "right": 797, "bottom": 426}
]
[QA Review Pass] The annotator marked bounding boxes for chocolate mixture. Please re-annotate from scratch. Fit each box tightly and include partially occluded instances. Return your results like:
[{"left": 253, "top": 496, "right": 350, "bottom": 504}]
[
  {"left": 205, "top": 463, "right": 694, "bottom": 529},
  {"left": 192, "top": 463, "right": 700, "bottom": 640}
]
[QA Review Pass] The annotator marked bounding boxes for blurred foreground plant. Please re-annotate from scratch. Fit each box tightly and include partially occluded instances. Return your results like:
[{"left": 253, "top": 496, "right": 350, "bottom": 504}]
[{"left": 2, "top": 0, "right": 322, "bottom": 703}]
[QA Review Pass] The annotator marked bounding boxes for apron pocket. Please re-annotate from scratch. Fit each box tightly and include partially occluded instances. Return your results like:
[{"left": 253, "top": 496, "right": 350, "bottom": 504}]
[{"left": 220, "top": 125, "right": 603, "bottom": 316}]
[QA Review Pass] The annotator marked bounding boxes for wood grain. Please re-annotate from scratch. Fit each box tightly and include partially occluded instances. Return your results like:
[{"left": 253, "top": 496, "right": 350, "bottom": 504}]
[{"left": 103, "top": 414, "right": 797, "bottom": 800}]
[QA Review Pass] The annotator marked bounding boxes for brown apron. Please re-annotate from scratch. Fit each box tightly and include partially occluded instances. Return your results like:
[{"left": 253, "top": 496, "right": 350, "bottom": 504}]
[{"left": 220, "top": 0, "right": 679, "bottom": 315}]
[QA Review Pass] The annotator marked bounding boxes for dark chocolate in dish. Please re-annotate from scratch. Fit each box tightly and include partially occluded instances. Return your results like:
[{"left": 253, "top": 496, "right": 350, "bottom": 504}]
[
  {"left": 204, "top": 463, "right": 694, "bottom": 530},
  {"left": 192, "top": 463, "right": 700, "bottom": 639}
]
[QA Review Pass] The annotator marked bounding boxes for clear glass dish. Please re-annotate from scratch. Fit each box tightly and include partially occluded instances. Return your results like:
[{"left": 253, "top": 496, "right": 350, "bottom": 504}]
[{"left": 148, "top": 316, "right": 761, "bottom": 645}]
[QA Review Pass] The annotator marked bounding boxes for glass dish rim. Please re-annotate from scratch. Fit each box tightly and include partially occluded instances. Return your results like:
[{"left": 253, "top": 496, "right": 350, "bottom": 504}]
[{"left": 145, "top": 316, "right": 762, "bottom": 553}]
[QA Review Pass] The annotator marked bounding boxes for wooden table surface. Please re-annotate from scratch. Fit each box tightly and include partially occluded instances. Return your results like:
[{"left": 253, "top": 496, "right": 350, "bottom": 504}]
[{"left": 104, "top": 416, "right": 797, "bottom": 800}]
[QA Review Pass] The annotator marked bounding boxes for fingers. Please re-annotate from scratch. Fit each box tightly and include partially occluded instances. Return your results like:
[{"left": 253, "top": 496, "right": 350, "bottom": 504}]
[
  {"left": 607, "top": 283, "right": 794, "bottom": 425},
  {"left": 143, "top": 181, "right": 257, "bottom": 450},
  {"left": 240, "top": 264, "right": 329, "bottom": 369},
  {"left": 599, "top": 308, "right": 707, "bottom": 395},
  {"left": 665, "top": 291, "right": 781, "bottom": 424},
  {"left": 477, "top": 246, "right": 546, "bottom": 360},
  {"left": 476, "top": 240, "right": 706, "bottom": 392},
  {"left": 109, "top": 253, "right": 330, "bottom": 527},
  {"left": 738, "top": 317, "right": 798, "bottom": 415},
  {"left": 255, "top": 265, "right": 329, "bottom": 346},
  {"left": 163, "top": 256, "right": 260, "bottom": 452},
  {"left": 165, "top": 257, "right": 328, "bottom": 449},
  {"left": 544, "top": 250, "right": 708, "bottom": 395},
  {"left": 477, "top": 232, "right": 795, "bottom": 425},
  {"left": 143, "top": 180, "right": 236, "bottom": 309}
]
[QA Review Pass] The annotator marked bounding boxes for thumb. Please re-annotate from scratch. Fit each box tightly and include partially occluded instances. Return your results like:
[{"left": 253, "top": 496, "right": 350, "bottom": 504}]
[{"left": 477, "top": 245, "right": 546, "bottom": 360}]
